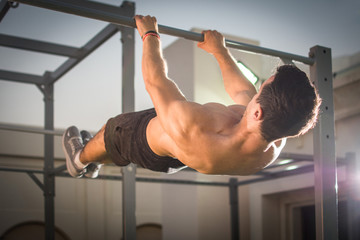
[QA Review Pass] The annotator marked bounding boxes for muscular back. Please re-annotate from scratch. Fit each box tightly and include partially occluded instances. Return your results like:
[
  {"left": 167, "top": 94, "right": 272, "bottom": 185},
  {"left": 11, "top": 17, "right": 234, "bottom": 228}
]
[{"left": 146, "top": 102, "right": 275, "bottom": 175}]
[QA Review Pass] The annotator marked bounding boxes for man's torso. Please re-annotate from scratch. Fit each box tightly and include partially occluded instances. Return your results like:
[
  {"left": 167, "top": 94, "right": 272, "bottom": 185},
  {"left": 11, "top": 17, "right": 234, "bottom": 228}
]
[{"left": 147, "top": 103, "right": 273, "bottom": 175}]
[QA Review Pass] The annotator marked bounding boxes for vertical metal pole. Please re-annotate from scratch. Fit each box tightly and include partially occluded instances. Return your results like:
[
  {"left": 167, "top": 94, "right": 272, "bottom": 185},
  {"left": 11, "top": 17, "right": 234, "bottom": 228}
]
[
  {"left": 42, "top": 79, "right": 55, "bottom": 240},
  {"left": 309, "top": 46, "right": 338, "bottom": 240},
  {"left": 121, "top": 164, "right": 136, "bottom": 240},
  {"left": 121, "top": 4, "right": 135, "bottom": 114},
  {"left": 229, "top": 178, "right": 239, "bottom": 240},
  {"left": 0, "top": 0, "right": 11, "bottom": 22},
  {"left": 346, "top": 152, "right": 359, "bottom": 240},
  {"left": 119, "top": 2, "right": 136, "bottom": 240}
]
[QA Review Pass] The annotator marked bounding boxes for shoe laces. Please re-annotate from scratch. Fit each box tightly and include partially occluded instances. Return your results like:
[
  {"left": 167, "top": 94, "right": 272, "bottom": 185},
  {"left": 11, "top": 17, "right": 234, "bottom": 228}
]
[{"left": 69, "top": 137, "right": 83, "bottom": 155}]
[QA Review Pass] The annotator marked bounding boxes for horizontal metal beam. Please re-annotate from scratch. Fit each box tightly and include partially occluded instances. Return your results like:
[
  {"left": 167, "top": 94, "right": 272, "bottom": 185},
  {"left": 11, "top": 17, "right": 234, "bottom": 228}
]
[
  {"left": 0, "top": 69, "right": 44, "bottom": 84},
  {"left": 0, "top": 123, "right": 64, "bottom": 136},
  {"left": 0, "top": 165, "right": 308, "bottom": 188},
  {"left": 0, "top": 167, "right": 230, "bottom": 186},
  {"left": 0, "top": 164, "right": 315, "bottom": 187},
  {"left": 270, "top": 164, "right": 314, "bottom": 178},
  {"left": 0, "top": 33, "right": 82, "bottom": 57},
  {"left": 0, "top": 154, "right": 350, "bottom": 187},
  {"left": 237, "top": 165, "right": 315, "bottom": 186},
  {"left": 0, "top": 167, "right": 44, "bottom": 174},
  {"left": 12, "top": 0, "right": 314, "bottom": 65},
  {"left": 278, "top": 152, "right": 314, "bottom": 161},
  {"left": 0, "top": 162, "right": 315, "bottom": 187},
  {"left": 136, "top": 176, "right": 229, "bottom": 186}
]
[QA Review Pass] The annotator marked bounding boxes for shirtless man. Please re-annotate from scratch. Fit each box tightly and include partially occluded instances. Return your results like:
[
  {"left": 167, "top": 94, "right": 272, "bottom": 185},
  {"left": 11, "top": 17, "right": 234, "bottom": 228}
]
[{"left": 63, "top": 15, "right": 321, "bottom": 178}]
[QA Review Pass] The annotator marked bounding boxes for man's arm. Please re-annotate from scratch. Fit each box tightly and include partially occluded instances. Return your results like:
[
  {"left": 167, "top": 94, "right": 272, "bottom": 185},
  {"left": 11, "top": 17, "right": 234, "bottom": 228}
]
[
  {"left": 198, "top": 30, "right": 257, "bottom": 106},
  {"left": 134, "top": 15, "right": 202, "bottom": 141}
]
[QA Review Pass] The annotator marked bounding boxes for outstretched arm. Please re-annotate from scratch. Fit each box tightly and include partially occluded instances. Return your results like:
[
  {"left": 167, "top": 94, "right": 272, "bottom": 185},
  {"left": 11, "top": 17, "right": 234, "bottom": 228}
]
[
  {"left": 197, "top": 30, "right": 257, "bottom": 106},
  {"left": 134, "top": 15, "right": 202, "bottom": 142},
  {"left": 135, "top": 15, "right": 186, "bottom": 120}
]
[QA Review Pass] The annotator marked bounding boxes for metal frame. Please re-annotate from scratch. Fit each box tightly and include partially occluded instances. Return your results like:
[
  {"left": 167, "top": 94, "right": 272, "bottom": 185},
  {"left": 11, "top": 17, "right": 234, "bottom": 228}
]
[
  {"left": 310, "top": 46, "right": 338, "bottom": 239},
  {"left": 0, "top": 153, "right": 353, "bottom": 240},
  {"left": 0, "top": 0, "right": 342, "bottom": 240}
]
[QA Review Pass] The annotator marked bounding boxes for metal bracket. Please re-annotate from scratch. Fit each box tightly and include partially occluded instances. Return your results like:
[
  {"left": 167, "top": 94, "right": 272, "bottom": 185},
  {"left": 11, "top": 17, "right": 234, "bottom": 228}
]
[{"left": 27, "top": 172, "right": 45, "bottom": 191}]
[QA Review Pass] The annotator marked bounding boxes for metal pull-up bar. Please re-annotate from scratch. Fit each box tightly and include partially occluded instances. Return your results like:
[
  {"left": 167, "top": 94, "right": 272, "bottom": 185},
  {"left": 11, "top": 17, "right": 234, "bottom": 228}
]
[{"left": 10, "top": 0, "right": 314, "bottom": 65}]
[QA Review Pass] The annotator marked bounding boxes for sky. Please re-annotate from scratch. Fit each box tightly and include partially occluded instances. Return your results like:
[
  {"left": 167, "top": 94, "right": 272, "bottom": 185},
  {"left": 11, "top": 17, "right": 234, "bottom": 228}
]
[{"left": 0, "top": 0, "right": 359, "bottom": 131}]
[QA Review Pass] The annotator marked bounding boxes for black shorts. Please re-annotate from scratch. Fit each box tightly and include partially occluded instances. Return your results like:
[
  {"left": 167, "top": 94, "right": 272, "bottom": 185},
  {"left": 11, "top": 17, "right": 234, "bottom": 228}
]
[{"left": 104, "top": 108, "right": 186, "bottom": 173}]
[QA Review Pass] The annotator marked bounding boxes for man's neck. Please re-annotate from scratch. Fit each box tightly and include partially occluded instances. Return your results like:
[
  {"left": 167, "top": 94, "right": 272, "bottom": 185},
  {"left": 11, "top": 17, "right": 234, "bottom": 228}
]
[{"left": 238, "top": 116, "right": 269, "bottom": 150}]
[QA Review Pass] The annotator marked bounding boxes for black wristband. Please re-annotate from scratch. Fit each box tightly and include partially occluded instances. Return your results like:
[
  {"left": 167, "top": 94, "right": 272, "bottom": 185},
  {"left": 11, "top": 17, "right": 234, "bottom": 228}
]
[{"left": 141, "top": 30, "right": 160, "bottom": 39}]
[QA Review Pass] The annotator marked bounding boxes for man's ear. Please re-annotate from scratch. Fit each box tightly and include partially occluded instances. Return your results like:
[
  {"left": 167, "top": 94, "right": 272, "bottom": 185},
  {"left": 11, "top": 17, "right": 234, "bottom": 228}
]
[{"left": 253, "top": 103, "right": 263, "bottom": 121}]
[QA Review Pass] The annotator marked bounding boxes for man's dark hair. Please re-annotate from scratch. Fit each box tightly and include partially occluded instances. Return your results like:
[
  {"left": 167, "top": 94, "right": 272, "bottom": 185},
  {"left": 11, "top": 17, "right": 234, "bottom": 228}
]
[{"left": 257, "top": 65, "right": 321, "bottom": 142}]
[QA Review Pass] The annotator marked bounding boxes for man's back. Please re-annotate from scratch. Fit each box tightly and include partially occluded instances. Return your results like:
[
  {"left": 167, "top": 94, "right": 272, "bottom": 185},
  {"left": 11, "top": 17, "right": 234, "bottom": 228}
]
[{"left": 146, "top": 101, "right": 276, "bottom": 175}]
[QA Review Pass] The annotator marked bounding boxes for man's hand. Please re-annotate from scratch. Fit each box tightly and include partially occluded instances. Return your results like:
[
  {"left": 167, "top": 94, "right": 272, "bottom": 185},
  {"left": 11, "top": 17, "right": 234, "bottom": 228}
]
[
  {"left": 197, "top": 30, "right": 227, "bottom": 55},
  {"left": 134, "top": 15, "right": 159, "bottom": 38}
]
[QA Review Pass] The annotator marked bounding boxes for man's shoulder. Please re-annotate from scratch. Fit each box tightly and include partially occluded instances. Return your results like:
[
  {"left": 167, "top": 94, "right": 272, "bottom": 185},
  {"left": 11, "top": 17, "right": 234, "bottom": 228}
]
[{"left": 227, "top": 104, "right": 246, "bottom": 115}]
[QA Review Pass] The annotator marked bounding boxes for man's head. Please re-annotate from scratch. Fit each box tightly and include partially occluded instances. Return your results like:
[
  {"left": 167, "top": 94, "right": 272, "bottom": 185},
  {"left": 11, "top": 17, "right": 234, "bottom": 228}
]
[{"left": 256, "top": 65, "right": 321, "bottom": 142}]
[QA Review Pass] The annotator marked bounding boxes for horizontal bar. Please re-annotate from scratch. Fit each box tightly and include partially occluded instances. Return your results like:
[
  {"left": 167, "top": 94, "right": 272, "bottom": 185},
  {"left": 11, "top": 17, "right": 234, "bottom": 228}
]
[
  {"left": 237, "top": 164, "right": 315, "bottom": 186},
  {"left": 263, "top": 153, "right": 315, "bottom": 170},
  {"left": 12, "top": 0, "right": 314, "bottom": 65},
  {"left": 0, "top": 123, "right": 63, "bottom": 136},
  {"left": 224, "top": 40, "right": 313, "bottom": 65},
  {"left": 0, "top": 155, "right": 348, "bottom": 187},
  {"left": 0, "top": 153, "right": 66, "bottom": 162},
  {"left": 0, "top": 33, "right": 82, "bottom": 57},
  {"left": 0, "top": 167, "right": 230, "bottom": 186},
  {"left": 0, "top": 164, "right": 313, "bottom": 187},
  {"left": 270, "top": 164, "right": 314, "bottom": 178},
  {"left": 0, "top": 69, "right": 44, "bottom": 84},
  {"left": 0, "top": 167, "right": 44, "bottom": 174},
  {"left": 0, "top": 165, "right": 306, "bottom": 188},
  {"left": 58, "top": 171, "right": 229, "bottom": 186},
  {"left": 136, "top": 177, "right": 229, "bottom": 186},
  {"left": 333, "top": 62, "right": 360, "bottom": 77},
  {"left": 265, "top": 160, "right": 299, "bottom": 170},
  {"left": 278, "top": 152, "right": 314, "bottom": 161}
]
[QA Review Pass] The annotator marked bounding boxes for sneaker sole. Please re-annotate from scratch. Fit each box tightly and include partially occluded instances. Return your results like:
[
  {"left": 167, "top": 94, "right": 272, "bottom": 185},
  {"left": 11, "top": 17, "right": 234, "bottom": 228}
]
[{"left": 62, "top": 131, "right": 83, "bottom": 178}]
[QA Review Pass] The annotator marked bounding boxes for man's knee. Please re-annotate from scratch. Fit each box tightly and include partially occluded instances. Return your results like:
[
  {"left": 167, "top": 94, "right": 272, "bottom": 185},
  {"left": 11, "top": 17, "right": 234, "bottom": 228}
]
[{"left": 94, "top": 125, "right": 106, "bottom": 144}]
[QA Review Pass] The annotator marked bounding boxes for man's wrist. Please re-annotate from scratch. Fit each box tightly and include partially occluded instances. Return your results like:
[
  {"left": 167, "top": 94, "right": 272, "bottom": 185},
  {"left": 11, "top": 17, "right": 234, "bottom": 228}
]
[
  {"left": 212, "top": 46, "right": 230, "bottom": 57},
  {"left": 142, "top": 31, "right": 160, "bottom": 42}
]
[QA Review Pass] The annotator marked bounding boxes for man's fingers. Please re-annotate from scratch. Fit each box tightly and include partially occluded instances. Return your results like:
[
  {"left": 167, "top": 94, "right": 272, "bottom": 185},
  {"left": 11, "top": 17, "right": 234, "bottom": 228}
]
[
  {"left": 134, "top": 15, "right": 159, "bottom": 37},
  {"left": 134, "top": 15, "right": 143, "bottom": 21}
]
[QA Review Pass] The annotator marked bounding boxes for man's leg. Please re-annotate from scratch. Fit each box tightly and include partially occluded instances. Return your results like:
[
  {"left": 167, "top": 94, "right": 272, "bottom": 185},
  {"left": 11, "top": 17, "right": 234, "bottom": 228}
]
[
  {"left": 80, "top": 125, "right": 112, "bottom": 165},
  {"left": 63, "top": 125, "right": 112, "bottom": 178},
  {"left": 81, "top": 130, "right": 107, "bottom": 178}
]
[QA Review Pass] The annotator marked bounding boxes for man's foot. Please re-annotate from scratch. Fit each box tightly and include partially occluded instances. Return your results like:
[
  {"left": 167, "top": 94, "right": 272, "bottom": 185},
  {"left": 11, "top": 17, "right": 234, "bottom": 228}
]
[
  {"left": 62, "top": 126, "right": 86, "bottom": 178},
  {"left": 81, "top": 130, "right": 103, "bottom": 178}
]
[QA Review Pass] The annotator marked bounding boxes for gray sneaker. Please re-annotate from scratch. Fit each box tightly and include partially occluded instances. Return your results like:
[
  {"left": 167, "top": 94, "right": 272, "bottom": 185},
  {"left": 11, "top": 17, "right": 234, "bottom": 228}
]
[
  {"left": 62, "top": 126, "right": 86, "bottom": 178},
  {"left": 81, "top": 130, "right": 103, "bottom": 178}
]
